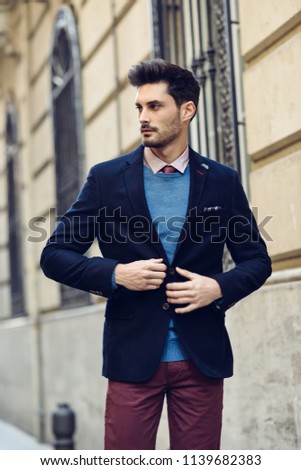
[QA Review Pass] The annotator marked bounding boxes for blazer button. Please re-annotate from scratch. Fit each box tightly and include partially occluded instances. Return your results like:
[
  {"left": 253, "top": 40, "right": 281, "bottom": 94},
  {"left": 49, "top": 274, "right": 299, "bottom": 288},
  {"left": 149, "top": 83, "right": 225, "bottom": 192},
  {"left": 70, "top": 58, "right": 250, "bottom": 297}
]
[
  {"left": 162, "top": 302, "right": 169, "bottom": 310},
  {"left": 169, "top": 267, "right": 175, "bottom": 275}
]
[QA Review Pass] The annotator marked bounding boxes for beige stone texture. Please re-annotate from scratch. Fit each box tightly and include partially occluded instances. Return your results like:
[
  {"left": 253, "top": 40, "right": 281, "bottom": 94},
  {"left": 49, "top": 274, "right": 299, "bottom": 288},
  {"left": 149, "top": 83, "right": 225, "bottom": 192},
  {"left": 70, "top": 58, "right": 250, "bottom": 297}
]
[
  {"left": 27, "top": 206, "right": 59, "bottom": 273},
  {"left": 82, "top": 36, "right": 115, "bottom": 120},
  {"left": 116, "top": 0, "right": 151, "bottom": 80},
  {"left": 244, "top": 31, "right": 301, "bottom": 158},
  {"left": 40, "top": 304, "right": 108, "bottom": 448},
  {"left": 0, "top": 173, "right": 7, "bottom": 209},
  {"left": 85, "top": 100, "right": 119, "bottom": 169},
  {"left": 68, "top": 0, "right": 83, "bottom": 12},
  {"left": 15, "top": 59, "right": 29, "bottom": 103},
  {"left": 30, "top": 65, "right": 51, "bottom": 130},
  {"left": 222, "top": 277, "right": 301, "bottom": 449},
  {"left": 239, "top": 0, "right": 301, "bottom": 57},
  {"left": 32, "top": 163, "right": 56, "bottom": 216},
  {"left": 4, "top": 7, "right": 22, "bottom": 61},
  {"left": 16, "top": 5, "right": 29, "bottom": 50},
  {"left": 18, "top": 95, "right": 30, "bottom": 147},
  {"left": 0, "top": 318, "right": 34, "bottom": 433},
  {"left": 0, "top": 57, "right": 17, "bottom": 95},
  {"left": 36, "top": 269, "right": 60, "bottom": 313},
  {"left": 14, "top": 20, "right": 29, "bottom": 103},
  {"left": 18, "top": 31, "right": 28, "bottom": 61},
  {"left": 0, "top": 248, "right": 10, "bottom": 284},
  {"left": 27, "top": 219, "right": 49, "bottom": 268},
  {"left": 27, "top": 2, "right": 49, "bottom": 36},
  {"left": 114, "top": 0, "right": 134, "bottom": 18},
  {"left": 0, "top": 284, "right": 11, "bottom": 318},
  {"left": 1, "top": 0, "right": 300, "bottom": 451},
  {"left": 156, "top": 404, "right": 169, "bottom": 449},
  {"left": 29, "top": 11, "right": 52, "bottom": 80},
  {"left": 0, "top": 141, "right": 5, "bottom": 173},
  {"left": 19, "top": 149, "right": 32, "bottom": 224},
  {"left": 119, "top": 84, "right": 140, "bottom": 151},
  {"left": 86, "top": 239, "right": 100, "bottom": 259},
  {"left": 32, "top": 116, "right": 53, "bottom": 174},
  {"left": 0, "top": 97, "right": 5, "bottom": 170},
  {"left": 80, "top": 0, "right": 112, "bottom": 61},
  {"left": 0, "top": 211, "right": 8, "bottom": 247},
  {"left": 0, "top": 98, "right": 4, "bottom": 129},
  {"left": 250, "top": 151, "right": 301, "bottom": 259},
  {"left": 0, "top": 100, "right": 6, "bottom": 160}
]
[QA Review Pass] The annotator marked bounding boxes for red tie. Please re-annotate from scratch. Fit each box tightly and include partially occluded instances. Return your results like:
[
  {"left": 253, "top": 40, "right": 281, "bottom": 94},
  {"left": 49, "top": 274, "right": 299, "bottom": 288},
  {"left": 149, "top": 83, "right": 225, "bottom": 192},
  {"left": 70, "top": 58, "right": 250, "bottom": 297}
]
[{"left": 162, "top": 165, "right": 177, "bottom": 173}]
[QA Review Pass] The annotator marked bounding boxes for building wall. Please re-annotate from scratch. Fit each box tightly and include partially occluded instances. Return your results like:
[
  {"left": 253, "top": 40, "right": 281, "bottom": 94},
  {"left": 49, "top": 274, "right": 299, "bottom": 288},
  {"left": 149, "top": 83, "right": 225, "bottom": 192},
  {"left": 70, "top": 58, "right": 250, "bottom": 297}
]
[
  {"left": 0, "top": 0, "right": 300, "bottom": 450},
  {"left": 221, "top": 0, "right": 301, "bottom": 449},
  {"left": 0, "top": 0, "right": 156, "bottom": 449}
]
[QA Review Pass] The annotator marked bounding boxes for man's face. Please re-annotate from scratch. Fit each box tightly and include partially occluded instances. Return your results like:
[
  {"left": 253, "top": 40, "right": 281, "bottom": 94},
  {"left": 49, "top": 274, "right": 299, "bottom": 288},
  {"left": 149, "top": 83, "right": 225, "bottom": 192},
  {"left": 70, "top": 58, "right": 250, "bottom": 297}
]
[{"left": 135, "top": 81, "right": 184, "bottom": 148}]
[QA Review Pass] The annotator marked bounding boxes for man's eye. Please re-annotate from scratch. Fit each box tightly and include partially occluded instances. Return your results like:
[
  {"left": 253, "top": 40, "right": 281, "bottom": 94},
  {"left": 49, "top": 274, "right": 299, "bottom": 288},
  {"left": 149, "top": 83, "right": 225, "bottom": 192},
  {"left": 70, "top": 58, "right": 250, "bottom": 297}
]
[{"left": 150, "top": 104, "right": 160, "bottom": 110}]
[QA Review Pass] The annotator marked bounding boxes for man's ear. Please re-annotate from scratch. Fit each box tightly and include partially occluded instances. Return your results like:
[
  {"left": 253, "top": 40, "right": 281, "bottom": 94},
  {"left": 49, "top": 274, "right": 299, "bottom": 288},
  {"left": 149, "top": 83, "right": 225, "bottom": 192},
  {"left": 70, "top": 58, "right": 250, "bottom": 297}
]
[{"left": 181, "top": 101, "right": 196, "bottom": 122}]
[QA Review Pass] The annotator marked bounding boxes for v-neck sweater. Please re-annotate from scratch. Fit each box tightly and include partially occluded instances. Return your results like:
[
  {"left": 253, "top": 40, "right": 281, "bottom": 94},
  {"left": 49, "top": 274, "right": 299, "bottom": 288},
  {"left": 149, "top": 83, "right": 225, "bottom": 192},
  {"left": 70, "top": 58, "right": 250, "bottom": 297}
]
[{"left": 144, "top": 165, "right": 191, "bottom": 362}]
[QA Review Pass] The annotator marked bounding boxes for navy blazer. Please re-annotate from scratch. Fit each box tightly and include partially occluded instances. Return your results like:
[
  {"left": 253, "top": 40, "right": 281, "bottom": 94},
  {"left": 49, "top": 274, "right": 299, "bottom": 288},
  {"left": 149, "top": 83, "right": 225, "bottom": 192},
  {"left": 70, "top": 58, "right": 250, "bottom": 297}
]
[{"left": 40, "top": 146, "right": 271, "bottom": 382}]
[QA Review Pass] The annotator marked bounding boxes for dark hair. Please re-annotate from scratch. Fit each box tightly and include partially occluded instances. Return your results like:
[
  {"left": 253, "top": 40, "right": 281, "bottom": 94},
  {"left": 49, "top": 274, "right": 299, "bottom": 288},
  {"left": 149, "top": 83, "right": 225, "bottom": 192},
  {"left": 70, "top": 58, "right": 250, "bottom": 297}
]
[{"left": 128, "top": 59, "right": 200, "bottom": 113}]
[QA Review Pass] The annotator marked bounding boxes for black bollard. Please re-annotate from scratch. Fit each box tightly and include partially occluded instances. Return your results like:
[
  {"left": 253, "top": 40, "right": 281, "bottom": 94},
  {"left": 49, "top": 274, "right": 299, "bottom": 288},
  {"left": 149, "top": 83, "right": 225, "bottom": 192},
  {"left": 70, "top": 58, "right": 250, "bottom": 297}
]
[{"left": 52, "top": 403, "right": 76, "bottom": 450}]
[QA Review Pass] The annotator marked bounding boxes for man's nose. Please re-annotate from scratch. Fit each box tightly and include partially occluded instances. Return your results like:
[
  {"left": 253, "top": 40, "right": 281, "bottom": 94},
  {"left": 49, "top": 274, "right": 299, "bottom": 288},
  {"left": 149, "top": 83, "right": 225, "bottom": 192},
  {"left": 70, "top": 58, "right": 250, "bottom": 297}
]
[{"left": 139, "top": 109, "right": 150, "bottom": 123}]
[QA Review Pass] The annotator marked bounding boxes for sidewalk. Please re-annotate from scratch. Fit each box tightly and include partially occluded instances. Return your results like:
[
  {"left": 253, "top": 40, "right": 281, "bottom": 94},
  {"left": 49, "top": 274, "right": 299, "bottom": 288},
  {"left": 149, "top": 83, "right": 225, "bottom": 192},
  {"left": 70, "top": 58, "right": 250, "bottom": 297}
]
[{"left": 0, "top": 420, "right": 52, "bottom": 450}]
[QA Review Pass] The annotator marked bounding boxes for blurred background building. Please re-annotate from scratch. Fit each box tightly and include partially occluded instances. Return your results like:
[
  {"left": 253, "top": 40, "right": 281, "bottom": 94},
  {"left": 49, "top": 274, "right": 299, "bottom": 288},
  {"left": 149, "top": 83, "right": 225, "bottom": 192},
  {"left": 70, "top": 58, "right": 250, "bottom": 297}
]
[{"left": 0, "top": 0, "right": 300, "bottom": 449}]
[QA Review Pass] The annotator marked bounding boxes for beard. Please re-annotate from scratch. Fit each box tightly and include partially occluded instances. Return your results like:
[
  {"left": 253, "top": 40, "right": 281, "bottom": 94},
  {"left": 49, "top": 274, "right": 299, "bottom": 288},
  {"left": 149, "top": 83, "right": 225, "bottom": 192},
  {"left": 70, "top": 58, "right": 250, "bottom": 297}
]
[{"left": 141, "top": 115, "right": 182, "bottom": 148}]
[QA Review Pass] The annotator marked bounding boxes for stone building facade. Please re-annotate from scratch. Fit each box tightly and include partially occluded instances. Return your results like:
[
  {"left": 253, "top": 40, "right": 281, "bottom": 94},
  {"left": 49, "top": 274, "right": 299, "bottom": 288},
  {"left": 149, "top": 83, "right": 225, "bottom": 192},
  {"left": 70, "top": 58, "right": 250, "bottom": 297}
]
[{"left": 0, "top": 0, "right": 300, "bottom": 449}]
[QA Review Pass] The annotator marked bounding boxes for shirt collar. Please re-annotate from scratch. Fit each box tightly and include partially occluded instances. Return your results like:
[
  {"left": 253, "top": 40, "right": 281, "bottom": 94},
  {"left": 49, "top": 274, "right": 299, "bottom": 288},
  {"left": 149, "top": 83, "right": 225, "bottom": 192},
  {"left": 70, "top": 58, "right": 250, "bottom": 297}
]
[{"left": 144, "top": 146, "right": 189, "bottom": 174}]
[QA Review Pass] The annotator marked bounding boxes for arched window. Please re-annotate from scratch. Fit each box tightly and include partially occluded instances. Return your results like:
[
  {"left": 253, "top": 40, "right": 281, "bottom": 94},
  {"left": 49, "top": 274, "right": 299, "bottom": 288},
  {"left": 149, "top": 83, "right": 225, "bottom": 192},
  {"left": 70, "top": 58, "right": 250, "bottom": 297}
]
[
  {"left": 6, "top": 98, "right": 25, "bottom": 316},
  {"left": 151, "top": 0, "right": 248, "bottom": 187},
  {"left": 51, "top": 5, "right": 90, "bottom": 308}
]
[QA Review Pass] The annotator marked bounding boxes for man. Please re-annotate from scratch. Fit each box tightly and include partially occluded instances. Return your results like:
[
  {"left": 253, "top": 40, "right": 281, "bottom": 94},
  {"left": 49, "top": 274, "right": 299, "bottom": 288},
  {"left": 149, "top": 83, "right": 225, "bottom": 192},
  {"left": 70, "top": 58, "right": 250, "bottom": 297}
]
[{"left": 40, "top": 59, "right": 271, "bottom": 450}]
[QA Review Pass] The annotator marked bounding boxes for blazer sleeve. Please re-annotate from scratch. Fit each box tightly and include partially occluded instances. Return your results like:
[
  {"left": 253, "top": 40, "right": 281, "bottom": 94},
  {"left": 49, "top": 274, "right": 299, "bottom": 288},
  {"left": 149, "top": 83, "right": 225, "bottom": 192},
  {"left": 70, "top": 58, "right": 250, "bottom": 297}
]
[
  {"left": 211, "top": 171, "right": 272, "bottom": 310},
  {"left": 40, "top": 166, "right": 119, "bottom": 298}
]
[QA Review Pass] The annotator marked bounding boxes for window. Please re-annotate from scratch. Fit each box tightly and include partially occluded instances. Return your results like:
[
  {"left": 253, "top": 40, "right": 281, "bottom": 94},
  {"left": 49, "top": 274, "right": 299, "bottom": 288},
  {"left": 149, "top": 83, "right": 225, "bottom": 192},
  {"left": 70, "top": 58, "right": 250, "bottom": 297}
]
[
  {"left": 152, "top": 0, "right": 248, "bottom": 270},
  {"left": 51, "top": 5, "right": 90, "bottom": 308},
  {"left": 6, "top": 98, "right": 25, "bottom": 316},
  {"left": 151, "top": 0, "right": 248, "bottom": 188}
]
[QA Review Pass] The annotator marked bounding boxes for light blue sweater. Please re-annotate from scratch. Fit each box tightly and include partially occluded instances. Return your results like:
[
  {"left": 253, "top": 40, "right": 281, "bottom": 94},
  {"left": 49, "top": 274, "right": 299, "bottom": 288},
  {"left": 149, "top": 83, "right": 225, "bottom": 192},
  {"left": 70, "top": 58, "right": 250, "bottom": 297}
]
[{"left": 143, "top": 165, "right": 191, "bottom": 362}]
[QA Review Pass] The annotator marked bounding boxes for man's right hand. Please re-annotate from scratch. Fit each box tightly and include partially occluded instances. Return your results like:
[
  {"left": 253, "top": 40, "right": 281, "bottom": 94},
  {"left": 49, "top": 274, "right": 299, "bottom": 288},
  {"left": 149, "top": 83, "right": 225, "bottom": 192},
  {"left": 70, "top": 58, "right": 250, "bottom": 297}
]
[{"left": 114, "top": 258, "right": 167, "bottom": 291}]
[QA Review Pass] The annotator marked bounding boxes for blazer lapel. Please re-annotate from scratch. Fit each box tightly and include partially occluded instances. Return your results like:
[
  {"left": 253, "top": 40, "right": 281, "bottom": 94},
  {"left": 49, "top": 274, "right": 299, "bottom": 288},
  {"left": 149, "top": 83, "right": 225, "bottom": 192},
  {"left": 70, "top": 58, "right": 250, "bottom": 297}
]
[
  {"left": 122, "top": 146, "right": 167, "bottom": 260},
  {"left": 187, "top": 147, "right": 209, "bottom": 211},
  {"left": 172, "top": 147, "right": 209, "bottom": 262},
  {"left": 122, "top": 146, "right": 146, "bottom": 217}
]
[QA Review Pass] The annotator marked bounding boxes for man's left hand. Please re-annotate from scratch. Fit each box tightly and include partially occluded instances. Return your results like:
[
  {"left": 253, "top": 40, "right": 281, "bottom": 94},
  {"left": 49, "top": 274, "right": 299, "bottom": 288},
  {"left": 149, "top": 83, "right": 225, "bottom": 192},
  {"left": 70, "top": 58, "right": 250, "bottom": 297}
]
[{"left": 166, "top": 267, "right": 222, "bottom": 314}]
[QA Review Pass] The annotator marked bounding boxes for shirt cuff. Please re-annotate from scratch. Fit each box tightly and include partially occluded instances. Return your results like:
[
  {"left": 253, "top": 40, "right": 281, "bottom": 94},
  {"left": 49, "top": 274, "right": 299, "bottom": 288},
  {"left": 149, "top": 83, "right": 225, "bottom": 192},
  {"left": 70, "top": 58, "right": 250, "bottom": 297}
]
[{"left": 111, "top": 270, "right": 119, "bottom": 290}]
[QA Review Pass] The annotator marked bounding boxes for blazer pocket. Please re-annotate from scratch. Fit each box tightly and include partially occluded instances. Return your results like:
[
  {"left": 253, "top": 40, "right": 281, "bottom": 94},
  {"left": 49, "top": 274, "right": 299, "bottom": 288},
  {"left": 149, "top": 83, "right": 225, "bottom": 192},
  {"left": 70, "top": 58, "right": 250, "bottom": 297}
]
[
  {"left": 201, "top": 206, "right": 226, "bottom": 213},
  {"left": 188, "top": 207, "right": 227, "bottom": 224}
]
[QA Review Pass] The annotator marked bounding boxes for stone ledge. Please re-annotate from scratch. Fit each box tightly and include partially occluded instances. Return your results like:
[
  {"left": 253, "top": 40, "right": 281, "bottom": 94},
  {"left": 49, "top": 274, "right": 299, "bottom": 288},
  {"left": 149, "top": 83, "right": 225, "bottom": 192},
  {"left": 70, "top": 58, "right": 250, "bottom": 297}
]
[{"left": 266, "top": 267, "right": 301, "bottom": 285}]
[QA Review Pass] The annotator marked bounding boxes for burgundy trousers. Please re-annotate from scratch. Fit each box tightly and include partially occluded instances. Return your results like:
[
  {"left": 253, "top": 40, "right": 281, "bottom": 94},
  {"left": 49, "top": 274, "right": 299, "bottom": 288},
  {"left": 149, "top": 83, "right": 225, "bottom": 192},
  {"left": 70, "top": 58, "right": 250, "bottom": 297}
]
[{"left": 104, "top": 360, "right": 223, "bottom": 450}]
